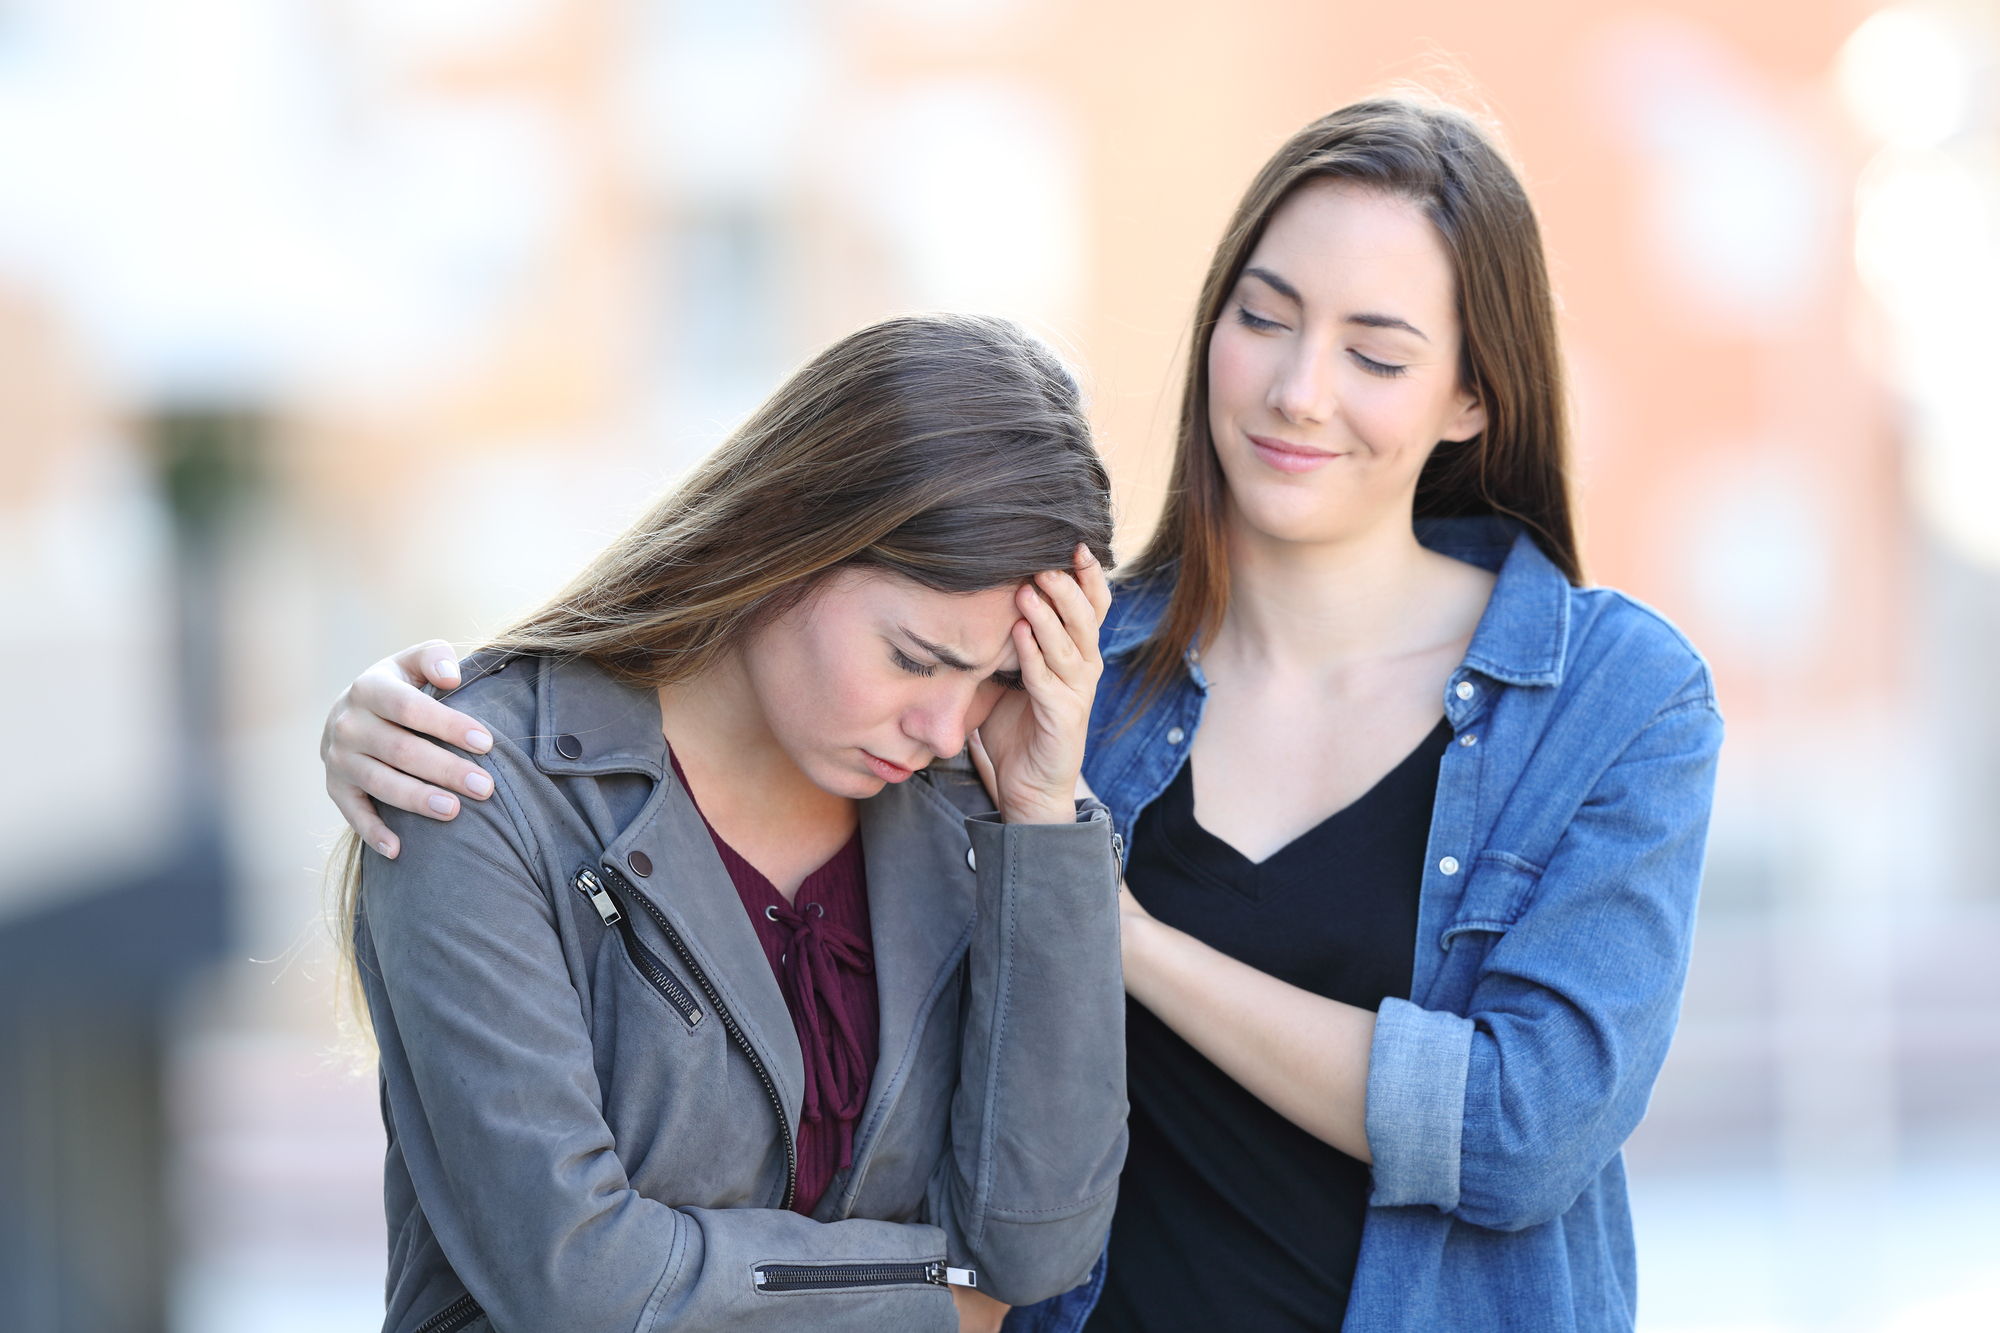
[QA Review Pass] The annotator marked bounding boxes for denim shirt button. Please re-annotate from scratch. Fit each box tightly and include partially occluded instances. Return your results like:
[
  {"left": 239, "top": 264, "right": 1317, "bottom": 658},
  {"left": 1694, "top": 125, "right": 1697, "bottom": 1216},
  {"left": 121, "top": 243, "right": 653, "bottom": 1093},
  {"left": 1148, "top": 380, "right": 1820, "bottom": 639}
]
[
  {"left": 1454, "top": 681, "right": 1476, "bottom": 701},
  {"left": 1459, "top": 733, "right": 1478, "bottom": 747},
  {"left": 1166, "top": 727, "right": 1186, "bottom": 745},
  {"left": 1439, "top": 856, "right": 1461, "bottom": 876}
]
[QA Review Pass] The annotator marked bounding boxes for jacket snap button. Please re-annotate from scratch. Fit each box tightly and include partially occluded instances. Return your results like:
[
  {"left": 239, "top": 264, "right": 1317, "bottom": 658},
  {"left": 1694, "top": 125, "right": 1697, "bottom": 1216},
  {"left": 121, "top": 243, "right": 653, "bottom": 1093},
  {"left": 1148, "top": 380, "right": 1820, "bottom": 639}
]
[
  {"left": 555, "top": 733, "right": 583, "bottom": 760},
  {"left": 1166, "top": 727, "right": 1186, "bottom": 745},
  {"left": 1454, "top": 681, "right": 1475, "bottom": 701},
  {"left": 1439, "top": 856, "right": 1461, "bottom": 876},
  {"left": 966, "top": 847, "right": 977, "bottom": 872},
  {"left": 628, "top": 851, "right": 652, "bottom": 877}
]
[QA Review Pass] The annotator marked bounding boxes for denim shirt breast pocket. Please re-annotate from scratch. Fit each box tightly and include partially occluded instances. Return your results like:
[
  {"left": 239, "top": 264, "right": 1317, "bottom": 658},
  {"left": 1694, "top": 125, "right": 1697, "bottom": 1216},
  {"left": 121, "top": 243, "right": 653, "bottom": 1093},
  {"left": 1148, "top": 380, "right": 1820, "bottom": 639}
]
[{"left": 1437, "top": 851, "right": 1544, "bottom": 957}]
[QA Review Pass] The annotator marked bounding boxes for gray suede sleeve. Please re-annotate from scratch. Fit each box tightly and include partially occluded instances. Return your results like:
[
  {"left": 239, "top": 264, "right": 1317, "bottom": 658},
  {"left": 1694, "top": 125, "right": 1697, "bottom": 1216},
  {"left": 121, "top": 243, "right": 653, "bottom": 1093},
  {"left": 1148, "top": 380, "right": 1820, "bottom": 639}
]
[{"left": 927, "top": 801, "right": 1128, "bottom": 1306}]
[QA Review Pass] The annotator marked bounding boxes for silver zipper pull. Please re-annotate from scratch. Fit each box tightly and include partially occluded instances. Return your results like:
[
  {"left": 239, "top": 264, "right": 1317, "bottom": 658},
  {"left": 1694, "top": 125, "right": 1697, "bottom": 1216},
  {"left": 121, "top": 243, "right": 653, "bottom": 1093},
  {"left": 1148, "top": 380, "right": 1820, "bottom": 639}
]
[
  {"left": 572, "top": 867, "right": 623, "bottom": 926},
  {"left": 926, "top": 1262, "right": 977, "bottom": 1287}
]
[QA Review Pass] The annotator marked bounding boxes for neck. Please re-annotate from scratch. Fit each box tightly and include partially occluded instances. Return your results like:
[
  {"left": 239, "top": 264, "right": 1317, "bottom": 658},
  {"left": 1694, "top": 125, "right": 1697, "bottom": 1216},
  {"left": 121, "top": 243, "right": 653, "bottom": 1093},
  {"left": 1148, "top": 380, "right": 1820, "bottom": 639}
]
[{"left": 1213, "top": 501, "right": 1466, "bottom": 672}]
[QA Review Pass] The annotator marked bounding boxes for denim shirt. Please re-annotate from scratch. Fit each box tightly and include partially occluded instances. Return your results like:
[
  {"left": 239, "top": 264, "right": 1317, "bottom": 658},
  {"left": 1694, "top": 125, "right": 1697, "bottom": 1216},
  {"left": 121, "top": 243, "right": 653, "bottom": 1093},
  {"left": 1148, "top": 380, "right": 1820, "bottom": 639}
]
[{"left": 1007, "top": 516, "right": 1723, "bottom": 1333}]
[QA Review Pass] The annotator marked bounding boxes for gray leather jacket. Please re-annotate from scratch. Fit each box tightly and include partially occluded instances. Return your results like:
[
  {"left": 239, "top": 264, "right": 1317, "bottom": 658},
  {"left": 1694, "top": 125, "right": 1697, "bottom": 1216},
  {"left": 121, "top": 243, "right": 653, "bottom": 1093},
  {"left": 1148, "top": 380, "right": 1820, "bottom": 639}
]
[{"left": 358, "top": 655, "right": 1128, "bottom": 1333}]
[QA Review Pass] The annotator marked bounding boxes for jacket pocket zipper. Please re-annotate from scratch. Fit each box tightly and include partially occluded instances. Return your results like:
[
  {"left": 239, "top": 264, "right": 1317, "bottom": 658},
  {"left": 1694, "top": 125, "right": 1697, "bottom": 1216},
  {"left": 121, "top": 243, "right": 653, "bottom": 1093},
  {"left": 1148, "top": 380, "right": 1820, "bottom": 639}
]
[
  {"left": 592, "top": 860, "right": 799, "bottom": 1212},
  {"left": 753, "top": 1261, "right": 977, "bottom": 1292},
  {"left": 573, "top": 867, "right": 702, "bottom": 1029},
  {"left": 413, "top": 1293, "right": 481, "bottom": 1333}
]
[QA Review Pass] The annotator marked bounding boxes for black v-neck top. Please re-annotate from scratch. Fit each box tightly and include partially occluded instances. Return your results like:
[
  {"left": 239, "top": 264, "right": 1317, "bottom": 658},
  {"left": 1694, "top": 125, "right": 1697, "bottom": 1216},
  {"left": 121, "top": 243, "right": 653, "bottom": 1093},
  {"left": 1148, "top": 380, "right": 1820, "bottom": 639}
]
[{"left": 1086, "top": 718, "right": 1453, "bottom": 1333}]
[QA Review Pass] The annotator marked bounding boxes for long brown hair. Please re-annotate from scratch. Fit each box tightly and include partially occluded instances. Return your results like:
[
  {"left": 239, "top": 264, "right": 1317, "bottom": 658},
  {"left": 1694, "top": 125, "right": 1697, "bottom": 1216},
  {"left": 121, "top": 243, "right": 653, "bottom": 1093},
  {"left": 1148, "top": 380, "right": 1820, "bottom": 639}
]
[
  {"left": 1126, "top": 96, "right": 1581, "bottom": 704},
  {"left": 332, "top": 312, "right": 1114, "bottom": 1041}
]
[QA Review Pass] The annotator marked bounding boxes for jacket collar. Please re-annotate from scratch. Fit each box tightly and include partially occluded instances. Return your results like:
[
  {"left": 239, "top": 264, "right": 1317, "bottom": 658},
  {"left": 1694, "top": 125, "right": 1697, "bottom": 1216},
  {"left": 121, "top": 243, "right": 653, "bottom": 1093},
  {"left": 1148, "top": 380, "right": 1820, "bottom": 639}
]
[
  {"left": 1100, "top": 517, "right": 1571, "bottom": 689},
  {"left": 532, "top": 656, "right": 669, "bottom": 779}
]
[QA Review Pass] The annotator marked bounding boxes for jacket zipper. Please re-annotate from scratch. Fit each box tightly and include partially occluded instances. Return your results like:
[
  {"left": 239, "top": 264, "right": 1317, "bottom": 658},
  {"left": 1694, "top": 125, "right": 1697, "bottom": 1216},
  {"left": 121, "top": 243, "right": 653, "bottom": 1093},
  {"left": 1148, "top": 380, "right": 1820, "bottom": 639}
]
[
  {"left": 572, "top": 867, "right": 702, "bottom": 1029},
  {"left": 592, "top": 860, "right": 799, "bottom": 1212},
  {"left": 753, "top": 1260, "right": 977, "bottom": 1292},
  {"left": 412, "top": 1292, "right": 481, "bottom": 1333}
]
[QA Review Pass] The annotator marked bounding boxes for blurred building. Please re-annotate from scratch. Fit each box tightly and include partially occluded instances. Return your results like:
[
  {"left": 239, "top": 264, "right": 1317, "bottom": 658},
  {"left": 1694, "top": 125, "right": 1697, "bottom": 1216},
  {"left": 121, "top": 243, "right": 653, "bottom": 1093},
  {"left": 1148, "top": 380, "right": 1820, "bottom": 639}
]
[{"left": 0, "top": 1, "right": 1994, "bottom": 1330}]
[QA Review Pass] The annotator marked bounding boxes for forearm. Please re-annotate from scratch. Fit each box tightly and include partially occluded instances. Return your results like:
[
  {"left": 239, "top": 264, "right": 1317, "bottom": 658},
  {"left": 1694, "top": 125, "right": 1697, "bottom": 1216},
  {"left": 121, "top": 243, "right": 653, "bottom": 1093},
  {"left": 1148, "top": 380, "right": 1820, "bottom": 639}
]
[{"left": 1120, "top": 907, "right": 1375, "bottom": 1162}]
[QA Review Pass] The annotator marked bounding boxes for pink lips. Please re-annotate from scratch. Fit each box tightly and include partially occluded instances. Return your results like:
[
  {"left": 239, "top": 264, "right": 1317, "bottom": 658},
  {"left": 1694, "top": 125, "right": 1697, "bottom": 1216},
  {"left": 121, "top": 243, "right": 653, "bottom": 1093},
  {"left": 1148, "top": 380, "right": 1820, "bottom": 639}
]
[
  {"left": 863, "top": 751, "right": 916, "bottom": 783},
  {"left": 1248, "top": 433, "right": 1341, "bottom": 474}
]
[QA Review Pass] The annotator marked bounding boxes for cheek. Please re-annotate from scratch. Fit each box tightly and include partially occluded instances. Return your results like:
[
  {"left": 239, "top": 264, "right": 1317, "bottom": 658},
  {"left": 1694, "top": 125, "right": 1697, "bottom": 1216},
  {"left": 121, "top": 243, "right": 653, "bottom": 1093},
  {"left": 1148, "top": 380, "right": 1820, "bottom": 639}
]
[
  {"left": 1206, "top": 329, "right": 1265, "bottom": 422},
  {"left": 760, "top": 623, "right": 895, "bottom": 744}
]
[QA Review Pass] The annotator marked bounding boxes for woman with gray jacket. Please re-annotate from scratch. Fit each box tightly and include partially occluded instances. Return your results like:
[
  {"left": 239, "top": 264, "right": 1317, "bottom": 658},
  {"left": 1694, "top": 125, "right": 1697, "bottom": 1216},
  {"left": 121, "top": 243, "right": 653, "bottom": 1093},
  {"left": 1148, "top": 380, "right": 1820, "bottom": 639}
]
[{"left": 327, "top": 313, "right": 1128, "bottom": 1333}]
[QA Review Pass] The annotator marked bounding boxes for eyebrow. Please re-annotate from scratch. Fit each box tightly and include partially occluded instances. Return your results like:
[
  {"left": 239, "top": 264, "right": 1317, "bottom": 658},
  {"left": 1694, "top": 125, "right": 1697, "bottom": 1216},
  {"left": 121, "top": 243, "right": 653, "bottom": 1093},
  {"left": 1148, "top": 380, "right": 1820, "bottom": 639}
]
[
  {"left": 901, "top": 629, "right": 981, "bottom": 672},
  {"left": 902, "top": 627, "right": 1026, "bottom": 687},
  {"left": 1240, "top": 266, "right": 1431, "bottom": 342}
]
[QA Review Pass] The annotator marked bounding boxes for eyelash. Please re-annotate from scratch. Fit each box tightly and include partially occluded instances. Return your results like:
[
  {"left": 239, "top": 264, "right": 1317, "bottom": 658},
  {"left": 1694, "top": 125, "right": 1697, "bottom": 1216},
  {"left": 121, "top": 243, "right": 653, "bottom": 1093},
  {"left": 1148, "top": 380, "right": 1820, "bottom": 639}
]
[
  {"left": 892, "top": 647, "right": 1025, "bottom": 693},
  {"left": 891, "top": 647, "right": 936, "bottom": 678},
  {"left": 1235, "top": 305, "right": 1410, "bottom": 379},
  {"left": 1349, "top": 350, "right": 1409, "bottom": 379}
]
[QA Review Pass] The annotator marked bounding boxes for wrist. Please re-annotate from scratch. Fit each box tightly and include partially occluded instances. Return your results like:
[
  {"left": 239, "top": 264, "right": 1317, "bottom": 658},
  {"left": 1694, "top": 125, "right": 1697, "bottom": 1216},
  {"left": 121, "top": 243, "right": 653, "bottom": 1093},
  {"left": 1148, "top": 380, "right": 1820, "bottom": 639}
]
[{"left": 1000, "top": 793, "right": 1076, "bottom": 825}]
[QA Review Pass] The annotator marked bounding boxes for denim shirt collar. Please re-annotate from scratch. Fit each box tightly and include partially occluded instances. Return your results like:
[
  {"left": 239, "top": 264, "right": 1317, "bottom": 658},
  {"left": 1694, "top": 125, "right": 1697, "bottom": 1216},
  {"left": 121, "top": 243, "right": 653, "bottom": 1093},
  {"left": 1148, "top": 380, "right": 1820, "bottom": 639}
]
[
  {"left": 1103, "top": 516, "right": 1571, "bottom": 691},
  {"left": 1428, "top": 517, "right": 1571, "bottom": 690}
]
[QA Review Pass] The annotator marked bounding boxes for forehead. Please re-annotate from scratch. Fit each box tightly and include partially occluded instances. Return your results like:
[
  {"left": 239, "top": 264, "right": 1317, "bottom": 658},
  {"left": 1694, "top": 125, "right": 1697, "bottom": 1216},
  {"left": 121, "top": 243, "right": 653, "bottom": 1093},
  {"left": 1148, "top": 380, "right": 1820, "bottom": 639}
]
[
  {"left": 822, "top": 568, "right": 1023, "bottom": 668},
  {"left": 1248, "top": 179, "right": 1457, "bottom": 314}
]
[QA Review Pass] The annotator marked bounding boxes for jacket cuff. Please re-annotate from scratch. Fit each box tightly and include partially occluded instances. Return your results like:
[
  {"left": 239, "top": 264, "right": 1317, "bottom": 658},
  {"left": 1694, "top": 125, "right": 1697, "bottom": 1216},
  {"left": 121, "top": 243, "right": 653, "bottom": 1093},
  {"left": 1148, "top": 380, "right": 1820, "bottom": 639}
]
[
  {"left": 963, "top": 802, "right": 1115, "bottom": 898},
  {"left": 1365, "top": 997, "right": 1474, "bottom": 1211}
]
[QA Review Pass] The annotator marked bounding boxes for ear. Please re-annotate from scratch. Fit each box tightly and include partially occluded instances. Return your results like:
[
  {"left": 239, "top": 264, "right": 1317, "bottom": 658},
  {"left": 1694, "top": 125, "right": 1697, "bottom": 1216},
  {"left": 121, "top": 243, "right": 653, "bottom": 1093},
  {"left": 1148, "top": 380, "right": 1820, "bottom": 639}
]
[{"left": 1440, "top": 385, "right": 1487, "bottom": 444}]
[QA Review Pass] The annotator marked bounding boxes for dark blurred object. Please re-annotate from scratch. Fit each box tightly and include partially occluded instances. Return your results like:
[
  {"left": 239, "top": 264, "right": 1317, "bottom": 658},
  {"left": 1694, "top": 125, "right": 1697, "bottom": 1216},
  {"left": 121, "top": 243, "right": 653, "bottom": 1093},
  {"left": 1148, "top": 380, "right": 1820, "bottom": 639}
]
[{"left": 0, "top": 409, "right": 257, "bottom": 1332}]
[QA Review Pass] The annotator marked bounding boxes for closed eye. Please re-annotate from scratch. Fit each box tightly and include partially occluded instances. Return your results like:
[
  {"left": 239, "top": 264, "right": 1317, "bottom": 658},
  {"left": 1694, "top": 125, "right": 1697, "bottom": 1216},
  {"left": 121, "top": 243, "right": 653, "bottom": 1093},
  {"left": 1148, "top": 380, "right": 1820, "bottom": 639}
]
[
  {"left": 1234, "top": 305, "right": 1285, "bottom": 332},
  {"left": 990, "top": 671, "right": 1025, "bottom": 692},
  {"left": 1349, "top": 349, "right": 1408, "bottom": 378},
  {"left": 890, "top": 646, "right": 937, "bottom": 678}
]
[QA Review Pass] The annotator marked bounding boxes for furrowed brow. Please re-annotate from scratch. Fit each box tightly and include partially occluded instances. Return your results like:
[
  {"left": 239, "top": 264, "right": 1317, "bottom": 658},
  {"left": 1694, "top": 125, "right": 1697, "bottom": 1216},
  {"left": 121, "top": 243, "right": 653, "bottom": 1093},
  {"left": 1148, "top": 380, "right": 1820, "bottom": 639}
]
[{"left": 901, "top": 628, "right": 980, "bottom": 672}]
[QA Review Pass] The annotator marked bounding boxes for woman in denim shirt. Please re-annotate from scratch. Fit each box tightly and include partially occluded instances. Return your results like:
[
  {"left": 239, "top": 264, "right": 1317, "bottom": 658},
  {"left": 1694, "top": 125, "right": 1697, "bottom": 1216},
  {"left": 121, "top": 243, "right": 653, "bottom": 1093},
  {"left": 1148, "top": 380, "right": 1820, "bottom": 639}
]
[{"left": 325, "top": 99, "right": 1720, "bottom": 1333}]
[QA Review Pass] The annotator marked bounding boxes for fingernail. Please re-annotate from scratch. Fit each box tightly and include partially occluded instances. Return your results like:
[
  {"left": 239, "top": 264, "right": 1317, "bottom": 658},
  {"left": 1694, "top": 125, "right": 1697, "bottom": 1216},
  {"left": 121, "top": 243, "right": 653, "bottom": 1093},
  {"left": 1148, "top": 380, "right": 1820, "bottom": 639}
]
[
  {"left": 375, "top": 840, "right": 397, "bottom": 858},
  {"left": 464, "top": 770, "right": 493, "bottom": 797},
  {"left": 437, "top": 658, "right": 460, "bottom": 679},
  {"left": 428, "top": 793, "right": 458, "bottom": 815},
  {"left": 466, "top": 729, "right": 493, "bottom": 753}
]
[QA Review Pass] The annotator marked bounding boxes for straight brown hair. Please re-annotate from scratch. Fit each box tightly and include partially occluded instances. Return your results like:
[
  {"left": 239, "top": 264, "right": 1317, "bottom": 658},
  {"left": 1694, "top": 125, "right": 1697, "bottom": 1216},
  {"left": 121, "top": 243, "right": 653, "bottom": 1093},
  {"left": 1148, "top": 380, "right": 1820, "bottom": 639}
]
[
  {"left": 487, "top": 312, "right": 1114, "bottom": 678},
  {"left": 332, "top": 312, "right": 1114, "bottom": 1041},
  {"left": 1125, "top": 96, "right": 1581, "bottom": 705}
]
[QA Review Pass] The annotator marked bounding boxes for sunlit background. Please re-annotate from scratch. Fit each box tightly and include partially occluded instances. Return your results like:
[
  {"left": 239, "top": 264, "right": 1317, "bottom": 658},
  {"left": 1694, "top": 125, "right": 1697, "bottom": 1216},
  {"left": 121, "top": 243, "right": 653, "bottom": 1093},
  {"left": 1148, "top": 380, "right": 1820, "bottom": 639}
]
[{"left": 0, "top": 1, "right": 1996, "bottom": 1329}]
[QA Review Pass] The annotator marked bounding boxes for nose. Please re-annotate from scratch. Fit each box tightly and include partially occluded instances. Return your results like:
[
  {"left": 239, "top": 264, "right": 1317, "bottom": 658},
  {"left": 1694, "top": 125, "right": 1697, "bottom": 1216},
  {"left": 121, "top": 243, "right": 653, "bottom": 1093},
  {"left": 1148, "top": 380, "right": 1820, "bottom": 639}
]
[
  {"left": 904, "top": 683, "right": 983, "bottom": 762},
  {"left": 1267, "top": 338, "right": 1336, "bottom": 425}
]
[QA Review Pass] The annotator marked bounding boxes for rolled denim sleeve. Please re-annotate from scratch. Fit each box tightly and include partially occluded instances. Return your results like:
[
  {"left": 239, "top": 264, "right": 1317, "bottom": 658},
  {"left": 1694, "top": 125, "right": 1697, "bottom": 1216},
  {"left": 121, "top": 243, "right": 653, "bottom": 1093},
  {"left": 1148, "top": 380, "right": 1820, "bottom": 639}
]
[
  {"left": 1365, "top": 999, "right": 1474, "bottom": 1210},
  {"left": 1365, "top": 691, "right": 1723, "bottom": 1230}
]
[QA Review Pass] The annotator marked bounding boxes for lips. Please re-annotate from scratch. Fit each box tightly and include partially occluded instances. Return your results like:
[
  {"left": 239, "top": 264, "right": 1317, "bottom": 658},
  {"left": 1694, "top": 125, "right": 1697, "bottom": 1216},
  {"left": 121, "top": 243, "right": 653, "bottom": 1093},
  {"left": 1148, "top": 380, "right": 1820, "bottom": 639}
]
[
  {"left": 1247, "top": 432, "right": 1341, "bottom": 474},
  {"left": 862, "top": 751, "right": 917, "bottom": 783}
]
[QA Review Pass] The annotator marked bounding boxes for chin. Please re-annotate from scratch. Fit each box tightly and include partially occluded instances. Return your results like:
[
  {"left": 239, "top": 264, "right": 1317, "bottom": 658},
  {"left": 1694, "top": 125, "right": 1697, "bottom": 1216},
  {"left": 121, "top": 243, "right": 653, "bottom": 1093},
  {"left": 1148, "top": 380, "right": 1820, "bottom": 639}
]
[{"left": 1231, "top": 487, "right": 1355, "bottom": 545}]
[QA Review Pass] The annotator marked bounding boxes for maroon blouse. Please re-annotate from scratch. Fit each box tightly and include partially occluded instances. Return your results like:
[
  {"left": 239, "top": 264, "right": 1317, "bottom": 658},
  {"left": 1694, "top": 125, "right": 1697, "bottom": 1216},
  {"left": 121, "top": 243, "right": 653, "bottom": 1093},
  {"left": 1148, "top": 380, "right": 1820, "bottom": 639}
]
[{"left": 670, "top": 752, "right": 880, "bottom": 1216}]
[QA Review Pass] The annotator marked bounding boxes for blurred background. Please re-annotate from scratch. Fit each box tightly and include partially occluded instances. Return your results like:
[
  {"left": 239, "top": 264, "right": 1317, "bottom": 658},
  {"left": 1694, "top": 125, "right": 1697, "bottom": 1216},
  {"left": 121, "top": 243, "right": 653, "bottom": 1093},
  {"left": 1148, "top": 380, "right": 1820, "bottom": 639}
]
[{"left": 0, "top": 0, "right": 1995, "bottom": 1329}]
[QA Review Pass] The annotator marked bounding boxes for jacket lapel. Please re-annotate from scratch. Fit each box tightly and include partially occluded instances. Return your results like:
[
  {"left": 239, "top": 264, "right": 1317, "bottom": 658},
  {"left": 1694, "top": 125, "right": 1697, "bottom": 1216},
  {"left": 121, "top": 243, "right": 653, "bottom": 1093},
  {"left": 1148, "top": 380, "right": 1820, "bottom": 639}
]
[{"left": 605, "top": 760, "right": 809, "bottom": 1130}]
